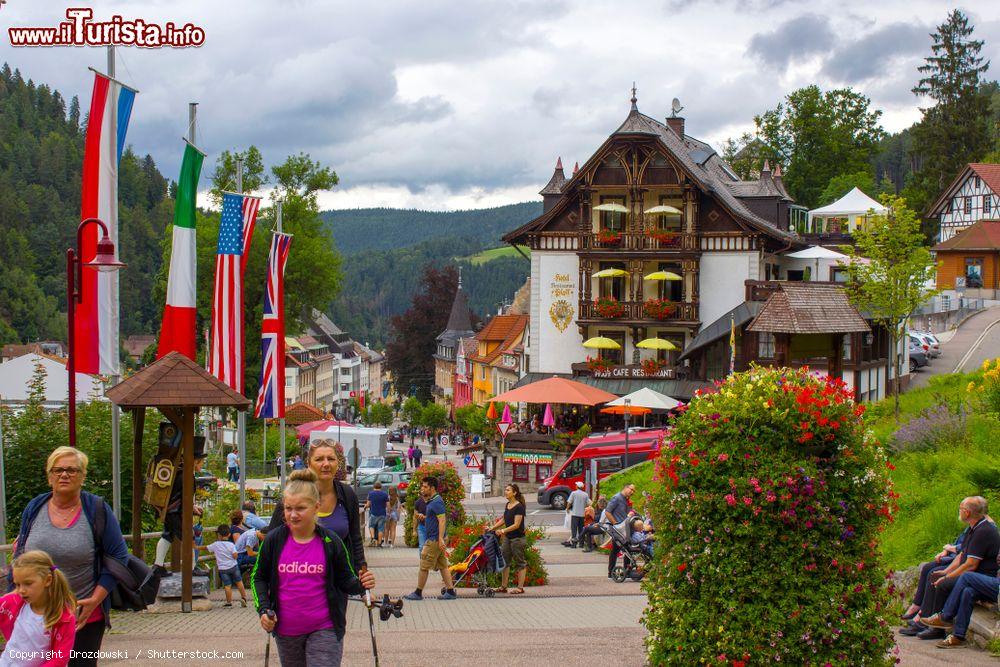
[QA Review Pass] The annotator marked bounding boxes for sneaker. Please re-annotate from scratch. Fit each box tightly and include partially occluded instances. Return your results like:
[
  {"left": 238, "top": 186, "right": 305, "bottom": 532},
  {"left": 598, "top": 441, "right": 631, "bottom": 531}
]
[
  {"left": 439, "top": 591, "right": 457, "bottom": 600},
  {"left": 240, "top": 599, "right": 248, "bottom": 608},
  {"left": 936, "top": 634, "right": 966, "bottom": 649},
  {"left": 223, "top": 602, "right": 233, "bottom": 607},
  {"left": 403, "top": 591, "right": 423, "bottom": 601}
]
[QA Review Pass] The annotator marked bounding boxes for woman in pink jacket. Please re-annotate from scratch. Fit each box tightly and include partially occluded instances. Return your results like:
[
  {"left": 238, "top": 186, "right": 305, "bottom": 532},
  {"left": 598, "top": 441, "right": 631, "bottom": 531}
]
[{"left": 0, "top": 550, "right": 76, "bottom": 666}]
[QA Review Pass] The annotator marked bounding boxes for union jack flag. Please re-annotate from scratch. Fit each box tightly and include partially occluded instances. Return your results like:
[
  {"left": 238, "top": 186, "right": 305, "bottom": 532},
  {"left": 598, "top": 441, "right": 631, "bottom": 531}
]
[
  {"left": 254, "top": 232, "right": 292, "bottom": 419},
  {"left": 209, "top": 193, "right": 260, "bottom": 393}
]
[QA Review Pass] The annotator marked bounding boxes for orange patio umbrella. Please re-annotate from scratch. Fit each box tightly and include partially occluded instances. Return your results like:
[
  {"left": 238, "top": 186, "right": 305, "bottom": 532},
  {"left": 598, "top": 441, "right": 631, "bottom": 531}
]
[
  {"left": 491, "top": 377, "right": 617, "bottom": 406},
  {"left": 600, "top": 405, "right": 652, "bottom": 416},
  {"left": 486, "top": 401, "right": 498, "bottom": 420}
]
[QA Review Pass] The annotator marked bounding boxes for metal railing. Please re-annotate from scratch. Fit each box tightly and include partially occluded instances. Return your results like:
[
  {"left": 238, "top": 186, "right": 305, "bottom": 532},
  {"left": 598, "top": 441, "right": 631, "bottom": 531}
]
[{"left": 578, "top": 299, "right": 699, "bottom": 322}]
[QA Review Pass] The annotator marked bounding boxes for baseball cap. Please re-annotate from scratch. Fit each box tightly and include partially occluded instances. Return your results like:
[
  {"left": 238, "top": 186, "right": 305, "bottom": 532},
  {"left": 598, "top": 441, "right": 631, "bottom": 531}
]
[{"left": 575, "top": 481, "right": 584, "bottom": 489}]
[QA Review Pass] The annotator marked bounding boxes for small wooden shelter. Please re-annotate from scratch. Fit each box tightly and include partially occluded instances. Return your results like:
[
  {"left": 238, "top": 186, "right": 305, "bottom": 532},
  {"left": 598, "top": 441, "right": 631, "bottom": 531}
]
[{"left": 106, "top": 351, "right": 250, "bottom": 611}]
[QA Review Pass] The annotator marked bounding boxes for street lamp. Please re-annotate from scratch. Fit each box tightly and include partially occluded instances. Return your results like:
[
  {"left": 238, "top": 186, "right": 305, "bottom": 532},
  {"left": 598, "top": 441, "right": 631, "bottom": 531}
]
[
  {"left": 623, "top": 398, "right": 631, "bottom": 473},
  {"left": 67, "top": 217, "right": 125, "bottom": 447}
]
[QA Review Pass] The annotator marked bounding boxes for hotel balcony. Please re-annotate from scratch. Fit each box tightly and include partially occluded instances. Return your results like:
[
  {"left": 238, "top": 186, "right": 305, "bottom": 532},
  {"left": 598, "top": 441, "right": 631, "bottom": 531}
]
[
  {"left": 577, "top": 299, "right": 699, "bottom": 325},
  {"left": 580, "top": 231, "right": 698, "bottom": 252}
]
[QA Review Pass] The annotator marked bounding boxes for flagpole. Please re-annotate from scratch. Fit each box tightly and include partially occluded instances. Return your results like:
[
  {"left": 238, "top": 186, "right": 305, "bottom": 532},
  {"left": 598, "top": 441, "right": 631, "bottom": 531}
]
[
  {"left": 0, "top": 394, "right": 7, "bottom": 541},
  {"left": 108, "top": 45, "right": 122, "bottom": 519},
  {"left": 236, "top": 157, "right": 247, "bottom": 506},
  {"left": 277, "top": 201, "right": 287, "bottom": 492}
]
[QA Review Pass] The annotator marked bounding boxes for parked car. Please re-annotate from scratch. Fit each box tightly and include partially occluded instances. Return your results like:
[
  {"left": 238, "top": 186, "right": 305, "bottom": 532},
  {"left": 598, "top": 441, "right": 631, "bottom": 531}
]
[
  {"left": 907, "top": 334, "right": 931, "bottom": 359},
  {"left": 388, "top": 430, "right": 404, "bottom": 443},
  {"left": 909, "top": 331, "right": 940, "bottom": 358},
  {"left": 353, "top": 453, "right": 405, "bottom": 479},
  {"left": 354, "top": 470, "right": 411, "bottom": 504},
  {"left": 908, "top": 345, "right": 928, "bottom": 372},
  {"left": 537, "top": 428, "right": 667, "bottom": 509}
]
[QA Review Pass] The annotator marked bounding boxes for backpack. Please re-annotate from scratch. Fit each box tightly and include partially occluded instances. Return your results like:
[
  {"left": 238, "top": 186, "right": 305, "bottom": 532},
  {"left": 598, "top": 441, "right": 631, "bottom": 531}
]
[{"left": 91, "top": 500, "right": 161, "bottom": 611}]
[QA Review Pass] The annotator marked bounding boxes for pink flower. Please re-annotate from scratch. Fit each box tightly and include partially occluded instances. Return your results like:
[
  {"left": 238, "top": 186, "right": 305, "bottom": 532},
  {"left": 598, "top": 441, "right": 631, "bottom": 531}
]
[
  {"left": 718, "top": 453, "right": 729, "bottom": 462},
  {"left": 742, "top": 497, "right": 752, "bottom": 506},
  {"left": 725, "top": 494, "right": 737, "bottom": 506}
]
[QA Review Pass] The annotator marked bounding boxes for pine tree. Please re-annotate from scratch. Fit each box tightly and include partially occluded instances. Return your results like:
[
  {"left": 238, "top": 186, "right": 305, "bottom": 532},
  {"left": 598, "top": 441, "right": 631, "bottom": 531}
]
[{"left": 908, "top": 9, "right": 992, "bottom": 231}]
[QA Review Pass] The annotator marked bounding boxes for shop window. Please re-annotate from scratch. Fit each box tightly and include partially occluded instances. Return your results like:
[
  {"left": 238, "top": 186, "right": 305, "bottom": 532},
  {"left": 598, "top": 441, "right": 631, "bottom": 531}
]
[
  {"left": 536, "top": 464, "right": 552, "bottom": 482},
  {"left": 512, "top": 464, "right": 529, "bottom": 482},
  {"left": 758, "top": 332, "right": 776, "bottom": 359}
]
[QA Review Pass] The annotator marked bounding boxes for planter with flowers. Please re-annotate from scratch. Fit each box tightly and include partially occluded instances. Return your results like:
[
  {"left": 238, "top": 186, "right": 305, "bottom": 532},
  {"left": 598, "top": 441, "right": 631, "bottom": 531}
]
[
  {"left": 447, "top": 518, "right": 548, "bottom": 587},
  {"left": 403, "top": 460, "right": 467, "bottom": 547},
  {"left": 593, "top": 296, "right": 626, "bottom": 318},
  {"left": 596, "top": 229, "right": 622, "bottom": 246},
  {"left": 586, "top": 356, "right": 614, "bottom": 373},
  {"left": 647, "top": 229, "right": 681, "bottom": 247},
  {"left": 641, "top": 357, "right": 667, "bottom": 377},
  {"left": 643, "top": 299, "right": 677, "bottom": 320},
  {"left": 643, "top": 365, "right": 896, "bottom": 665}
]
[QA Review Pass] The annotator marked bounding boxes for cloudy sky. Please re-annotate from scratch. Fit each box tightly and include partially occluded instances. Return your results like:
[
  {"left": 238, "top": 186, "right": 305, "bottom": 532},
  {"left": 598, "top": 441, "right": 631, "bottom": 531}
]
[{"left": 2, "top": 1, "right": 998, "bottom": 210}]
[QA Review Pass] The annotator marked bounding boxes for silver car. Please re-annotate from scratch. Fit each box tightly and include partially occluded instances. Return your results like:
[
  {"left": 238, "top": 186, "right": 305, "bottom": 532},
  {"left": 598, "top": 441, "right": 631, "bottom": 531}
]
[{"left": 353, "top": 470, "right": 411, "bottom": 504}]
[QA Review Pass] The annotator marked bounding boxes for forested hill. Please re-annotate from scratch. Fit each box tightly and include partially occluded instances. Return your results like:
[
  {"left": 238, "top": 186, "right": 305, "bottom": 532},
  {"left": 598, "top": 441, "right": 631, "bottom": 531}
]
[
  {"left": 322, "top": 202, "right": 540, "bottom": 254},
  {"left": 0, "top": 64, "right": 171, "bottom": 345}
]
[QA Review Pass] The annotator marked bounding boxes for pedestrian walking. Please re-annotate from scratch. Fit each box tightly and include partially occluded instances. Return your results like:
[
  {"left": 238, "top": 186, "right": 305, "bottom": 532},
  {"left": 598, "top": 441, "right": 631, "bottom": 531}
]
[
  {"left": 404, "top": 477, "right": 456, "bottom": 600},
  {"left": 564, "top": 482, "right": 589, "bottom": 548},
  {"left": 200, "top": 526, "right": 248, "bottom": 608},
  {"left": 385, "top": 487, "right": 401, "bottom": 548},
  {"left": 11, "top": 447, "right": 131, "bottom": 666},
  {"left": 412, "top": 446, "right": 423, "bottom": 468},
  {"left": 488, "top": 484, "right": 528, "bottom": 594},
  {"left": 406, "top": 445, "right": 414, "bottom": 469},
  {"left": 254, "top": 469, "right": 376, "bottom": 666},
  {"left": 364, "top": 482, "right": 389, "bottom": 547},
  {"left": 1, "top": 550, "right": 77, "bottom": 667},
  {"left": 227, "top": 448, "right": 240, "bottom": 482}
]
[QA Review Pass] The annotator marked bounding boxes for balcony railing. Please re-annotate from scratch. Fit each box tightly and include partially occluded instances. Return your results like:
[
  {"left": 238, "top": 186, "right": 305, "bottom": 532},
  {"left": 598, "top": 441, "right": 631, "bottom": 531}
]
[
  {"left": 796, "top": 232, "right": 855, "bottom": 246},
  {"left": 581, "top": 231, "right": 698, "bottom": 251},
  {"left": 578, "top": 299, "right": 699, "bottom": 322}
]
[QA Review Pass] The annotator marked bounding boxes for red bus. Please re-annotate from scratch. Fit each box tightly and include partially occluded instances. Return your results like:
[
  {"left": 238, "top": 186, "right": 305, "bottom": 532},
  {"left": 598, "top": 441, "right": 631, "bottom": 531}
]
[{"left": 536, "top": 428, "right": 665, "bottom": 509}]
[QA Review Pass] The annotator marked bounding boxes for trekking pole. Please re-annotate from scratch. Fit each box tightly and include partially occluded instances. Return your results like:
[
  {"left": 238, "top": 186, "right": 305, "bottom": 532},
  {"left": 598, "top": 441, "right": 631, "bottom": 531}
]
[
  {"left": 365, "top": 590, "right": 379, "bottom": 667},
  {"left": 263, "top": 610, "right": 276, "bottom": 667}
]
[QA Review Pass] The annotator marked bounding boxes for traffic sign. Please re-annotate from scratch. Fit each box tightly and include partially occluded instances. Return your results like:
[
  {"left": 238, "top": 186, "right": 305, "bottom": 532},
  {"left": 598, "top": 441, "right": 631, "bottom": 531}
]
[
  {"left": 496, "top": 421, "right": 513, "bottom": 439},
  {"left": 466, "top": 453, "right": 480, "bottom": 468}
]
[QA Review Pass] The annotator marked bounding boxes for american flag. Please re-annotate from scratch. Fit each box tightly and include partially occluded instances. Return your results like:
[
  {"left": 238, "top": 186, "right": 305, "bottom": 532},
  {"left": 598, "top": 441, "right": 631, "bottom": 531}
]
[
  {"left": 209, "top": 193, "right": 260, "bottom": 393},
  {"left": 254, "top": 232, "right": 292, "bottom": 419}
]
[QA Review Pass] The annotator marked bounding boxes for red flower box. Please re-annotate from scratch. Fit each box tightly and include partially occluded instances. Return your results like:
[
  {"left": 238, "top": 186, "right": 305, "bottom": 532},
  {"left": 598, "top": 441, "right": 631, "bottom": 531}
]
[
  {"left": 594, "top": 296, "right": 626, "bottom": 318},
  {"left": 644, "top": 299, "right": 677, "bottom": 320},
  {"left": 641, "top": 357, "right": 667, "bottom": 376},
  {"left": 596, "top": 230, "right": 622, "bottom": 246},
  {"left": 648, "top": 230, "right": 681, "bottom": 247},
  {"left": 586, "top": 355, "right": 614, "bottom": 373}
]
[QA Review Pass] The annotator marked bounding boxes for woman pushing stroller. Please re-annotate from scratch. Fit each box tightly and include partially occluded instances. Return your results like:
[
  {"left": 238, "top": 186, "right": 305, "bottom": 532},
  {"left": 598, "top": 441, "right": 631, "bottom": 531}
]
[{"left": 486, "top": 484, "right": 528, "bottom": 595}]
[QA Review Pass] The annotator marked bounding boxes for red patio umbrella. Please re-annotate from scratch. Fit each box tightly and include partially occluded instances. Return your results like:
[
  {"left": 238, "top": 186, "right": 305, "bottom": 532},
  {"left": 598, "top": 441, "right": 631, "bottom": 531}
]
[{"left": 491, "top": 377, "right": 617, "bottom": 406}]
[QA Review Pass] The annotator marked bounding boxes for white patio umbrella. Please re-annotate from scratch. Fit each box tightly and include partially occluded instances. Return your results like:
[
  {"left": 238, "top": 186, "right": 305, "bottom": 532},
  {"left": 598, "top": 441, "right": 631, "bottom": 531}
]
[
  {"left": 785, "top": 246, "right": 849, "bottom": 281},
  {"left": 593, "top": 202, "right": 628, "bottom": 213},
  {"left": 645, "top": 205, "right": 683, "bottom": 215},
  {"left": 606, "top": 387, "right": 681, "bottom": 411}
]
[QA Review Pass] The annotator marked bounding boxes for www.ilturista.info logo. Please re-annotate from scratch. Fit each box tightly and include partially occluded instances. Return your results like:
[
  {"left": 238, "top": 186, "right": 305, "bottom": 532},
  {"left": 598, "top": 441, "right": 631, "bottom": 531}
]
[
  {"left": 278, "top": 562, "right": 326, "bottom": 574},
  {"left": 8, "top": 8, "right": 205, "bottom": 48}
]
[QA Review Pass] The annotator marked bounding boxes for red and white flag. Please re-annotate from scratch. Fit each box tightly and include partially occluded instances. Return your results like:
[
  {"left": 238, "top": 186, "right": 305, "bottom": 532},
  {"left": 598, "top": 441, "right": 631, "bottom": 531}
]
[
  {"left": 75, "top": 72, "right": 135, "bottom": 375},
  {"left": 208, "top": 193, "right": 260, "bottom": 393}
]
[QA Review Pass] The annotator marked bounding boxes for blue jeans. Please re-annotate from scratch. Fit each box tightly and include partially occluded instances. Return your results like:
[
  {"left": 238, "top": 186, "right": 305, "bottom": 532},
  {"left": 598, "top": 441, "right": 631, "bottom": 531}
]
[
  {"left": 941, "top": 571, "right": 999, "bottom": 638},
  {"left": 417, "top": 524, "right": 427, "bottom": 550}
]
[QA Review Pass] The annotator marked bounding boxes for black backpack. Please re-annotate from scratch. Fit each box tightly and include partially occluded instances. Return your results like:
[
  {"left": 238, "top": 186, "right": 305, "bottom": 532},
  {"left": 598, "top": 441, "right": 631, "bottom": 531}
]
[{"left": 91, "top": 500, "right": 161, "bottom": 611}]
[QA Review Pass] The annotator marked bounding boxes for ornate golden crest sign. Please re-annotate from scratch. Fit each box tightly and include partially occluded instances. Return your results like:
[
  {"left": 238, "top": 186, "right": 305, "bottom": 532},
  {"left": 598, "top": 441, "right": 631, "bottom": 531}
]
[{"left": 549, "top": 299, "right": 573, "bottom": 333}]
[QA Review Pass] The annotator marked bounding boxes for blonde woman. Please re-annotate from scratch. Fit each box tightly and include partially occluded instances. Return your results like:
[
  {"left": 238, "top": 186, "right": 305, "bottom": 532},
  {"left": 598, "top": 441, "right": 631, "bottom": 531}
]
[{"left": 385, "top": 486, "right": 401, "bottom": 548}]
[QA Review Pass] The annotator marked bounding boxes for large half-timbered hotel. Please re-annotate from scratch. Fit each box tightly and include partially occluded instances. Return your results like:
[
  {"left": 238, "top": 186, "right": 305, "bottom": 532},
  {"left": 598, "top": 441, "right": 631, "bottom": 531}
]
[{"left": 503, "top": 94, "right": 905, "bottom": 402}]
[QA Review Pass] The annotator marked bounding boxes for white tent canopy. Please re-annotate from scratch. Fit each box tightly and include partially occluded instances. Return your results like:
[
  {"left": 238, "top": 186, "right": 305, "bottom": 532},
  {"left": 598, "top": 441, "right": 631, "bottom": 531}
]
[
  {"left": 606, "top": 387, "right": 681, "bottom": 411},
  {"left": 809, "top": 187, "right": 886, "bottom": 218},
  {"left": 0, "top": 353, "right": 105, "bottom": 407},
  {"left": 786, "top": 246, "right": 849, "bottom": 260}
]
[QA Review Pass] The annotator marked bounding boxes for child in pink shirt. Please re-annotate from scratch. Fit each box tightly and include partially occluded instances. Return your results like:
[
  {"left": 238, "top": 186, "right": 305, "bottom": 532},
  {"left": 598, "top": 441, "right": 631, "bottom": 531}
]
[{"left": 0, "top": 550, "right": 76, "bottom": 667}]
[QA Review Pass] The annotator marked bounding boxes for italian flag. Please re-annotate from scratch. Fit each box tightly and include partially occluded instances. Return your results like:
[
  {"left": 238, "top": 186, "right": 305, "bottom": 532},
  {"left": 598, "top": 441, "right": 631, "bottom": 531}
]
[{"left": 157, "top": 142, "right": 205, "bottom": 360}]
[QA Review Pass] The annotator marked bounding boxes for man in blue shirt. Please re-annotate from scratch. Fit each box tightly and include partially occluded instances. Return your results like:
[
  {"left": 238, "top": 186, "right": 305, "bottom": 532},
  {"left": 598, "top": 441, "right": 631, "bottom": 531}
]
[
  {"left": 226, "top": 449, "right": 239, "bottom": 482},
  {"left": 234, "top": 528, "right": 263, "bottom": 573},
  {"left": 405, "top": 476, "right": 456, "bottom": 600},
  {"left": 365, "top": 482, "right": 390, "bottom": 547},
  {"left": 241, "top": 501, "right": 268, "bottom": 531},
  {"left": 604, "top": 484, "right": 635, "bottom": 579}
]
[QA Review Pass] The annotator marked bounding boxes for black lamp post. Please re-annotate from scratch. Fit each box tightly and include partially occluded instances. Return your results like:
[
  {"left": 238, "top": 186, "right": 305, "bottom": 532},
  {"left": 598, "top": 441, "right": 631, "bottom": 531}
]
[{"left": 67, "top": 217, "right": 125, "bottom": 447}]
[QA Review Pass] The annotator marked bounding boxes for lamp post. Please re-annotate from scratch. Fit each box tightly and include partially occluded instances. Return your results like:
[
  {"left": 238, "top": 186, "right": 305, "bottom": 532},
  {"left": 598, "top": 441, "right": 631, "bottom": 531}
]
[
  {"left": 67, "top": 217, "right": 125, "bottom": 447},
  {"left": 623, "top": 398, "right": 631, "bottom": 472}
]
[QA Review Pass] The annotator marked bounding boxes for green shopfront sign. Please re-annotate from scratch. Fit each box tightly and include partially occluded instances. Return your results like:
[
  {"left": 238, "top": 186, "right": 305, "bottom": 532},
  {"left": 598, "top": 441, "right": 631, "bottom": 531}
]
[{"left": 503, "top": 451, "right": 553, "bottom": 465}]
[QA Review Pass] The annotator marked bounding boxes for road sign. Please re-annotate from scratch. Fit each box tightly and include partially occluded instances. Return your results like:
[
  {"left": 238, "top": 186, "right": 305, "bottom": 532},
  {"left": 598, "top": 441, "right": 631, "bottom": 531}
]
[
  {"left": 496, "top": 422, "right": 513, "bottom": 439},
  {"left": 349, "top": 390, "right": 357, "bottom": 398},
  {"left": 466, "top": 453, "right": 480, "bottom": 468}
]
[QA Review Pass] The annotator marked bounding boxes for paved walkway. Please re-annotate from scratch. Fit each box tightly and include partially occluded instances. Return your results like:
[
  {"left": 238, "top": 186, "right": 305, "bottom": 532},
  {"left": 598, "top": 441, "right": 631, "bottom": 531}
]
[{"left": 913, "top": 306, "right": 1000, "bottom": 387}]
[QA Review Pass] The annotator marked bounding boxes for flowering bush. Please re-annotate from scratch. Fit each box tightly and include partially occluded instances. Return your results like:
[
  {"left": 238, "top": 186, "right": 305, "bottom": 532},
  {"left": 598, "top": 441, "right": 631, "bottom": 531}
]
[
  {"left": 596, "top": 229, "right": 622, "bottom": 245},
  {"left": 644, "top": 366, "right": 897, "bottom": 666},
  {"left": 641, "top": 357, "right": 667, "bottom": 376},
  {"left": 403, "top": 461, "right": 467, "bottom": 547},
  {"left": 889, "top": 402, "right": 967, "bottom": 453},
  {"left": 447, "top": 517, "right": 548, "bottom": 587},
  {"left": 643, "top": 298, "right": 677, "bottom": 320},
  {"left": 647, "top": 229, "right": 680, "bottom": 247},
  {"left": 967, "top": 358, "right": 1000, "bottom": 414},
  {"left": 593, "top": 296, "right": 626, "bottom": 318},
  {"left": 586, "top": 355, "right": 614, "bottom": 373}
]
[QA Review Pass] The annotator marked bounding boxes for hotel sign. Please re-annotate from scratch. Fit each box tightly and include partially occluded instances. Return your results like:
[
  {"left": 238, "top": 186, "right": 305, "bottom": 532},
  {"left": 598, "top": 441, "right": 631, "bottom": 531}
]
[
  {"left": 503, "top": 451, "right": 553, "bottom": 464},
  {"left": 592, "top": 366, "right": 675, "bottom": 379}
]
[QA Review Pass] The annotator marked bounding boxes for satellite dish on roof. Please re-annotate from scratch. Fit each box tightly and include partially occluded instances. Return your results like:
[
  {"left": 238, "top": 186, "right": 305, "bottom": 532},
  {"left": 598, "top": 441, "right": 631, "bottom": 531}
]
[{"left": 671, "top": 98, "right": 684, "bottom": 116}]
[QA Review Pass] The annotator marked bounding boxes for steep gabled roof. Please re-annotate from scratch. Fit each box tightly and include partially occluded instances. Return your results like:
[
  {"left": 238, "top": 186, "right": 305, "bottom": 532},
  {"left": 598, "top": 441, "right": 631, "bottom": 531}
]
[
  {"left": 927, "top": 163, "right": 1000, "bottom": 217},
  {"left": 932, "top": 220, "right": 1000, "bottom": 251},
  {"left": 106, "top": 351, "right": 251, "bottom": 409},
  {"left": 747, "top": 283, "right": 869, "bottom": 334},
  {"left": 468, "top": 314, "right": 528, "bottom": 365},
  {"left": 539, "top": 158, "right": 568, "bottom": 195},
  {"left": 437, "top": 280, "right": 475, "bottom": 347},
  {"left": 504, "top": 103, "right": 801, "bottom": 247}
]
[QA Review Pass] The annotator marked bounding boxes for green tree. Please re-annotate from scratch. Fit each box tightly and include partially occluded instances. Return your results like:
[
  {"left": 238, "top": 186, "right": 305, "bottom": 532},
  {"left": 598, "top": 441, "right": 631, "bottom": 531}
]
[
  {"left": 755, "top": 86, "right": 885, "bottom": 208},
  {"left": 419, "top": 402, "right": 449, "bottom": 432},
  {"left": 454, "top": 403, "right": 493, "bottom": 441},
  {"left": 908, "top": 9, "right": 992, "bottom": 229},
  {"left": 817, "top": 170, "right": 877, "bottom": 207},
  {"left": 718, "top": 132, "right": 775, "bottom": 181},
  {"left": 401, "top": 396, "right": 424, "bottom": 426},
  {"left": 209, "top": 146, "right": 267, "bottom": 205},
  {"left": 845, "top": 194, "right": 937, "bottom": 420},
  {"left": 361, "top": 401, "right": 394, "bottom": 427}
]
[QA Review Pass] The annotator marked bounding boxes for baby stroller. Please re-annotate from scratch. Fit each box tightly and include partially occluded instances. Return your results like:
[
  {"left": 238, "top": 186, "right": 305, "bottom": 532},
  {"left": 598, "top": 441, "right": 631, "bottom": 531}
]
[
  {"left": 601, "top": 521, "right": 650, "bottom": 583},
  {"left": 446, "top": 531, "right": 506, "bottom": 597}
]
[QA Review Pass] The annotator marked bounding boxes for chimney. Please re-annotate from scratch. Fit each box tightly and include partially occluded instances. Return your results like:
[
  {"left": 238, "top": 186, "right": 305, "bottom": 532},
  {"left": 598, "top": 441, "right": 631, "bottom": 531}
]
[{"left": 666, "top": 115, "right": 685, "bottom": 138}]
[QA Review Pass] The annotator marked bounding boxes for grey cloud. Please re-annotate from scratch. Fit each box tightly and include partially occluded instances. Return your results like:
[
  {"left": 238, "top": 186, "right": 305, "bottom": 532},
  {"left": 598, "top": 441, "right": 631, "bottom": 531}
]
[
  {"left": 822, "top": 22, "right": 930, "bottom": 83},
  {"left": 747, "top": 14, "right": 835, "bottom": 70}
]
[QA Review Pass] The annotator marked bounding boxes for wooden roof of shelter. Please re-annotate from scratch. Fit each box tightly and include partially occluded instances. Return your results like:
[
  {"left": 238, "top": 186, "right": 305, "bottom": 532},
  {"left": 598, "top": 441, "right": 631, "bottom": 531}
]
[
  {"left": 106, "top": 351, "right": 251, "bottom": 409},
  {"left": 932, "top": 220, "right": 1000, "bottom": 252},
  {"left": 747, "top": 283, "right": 869, "bottom": 335}
]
